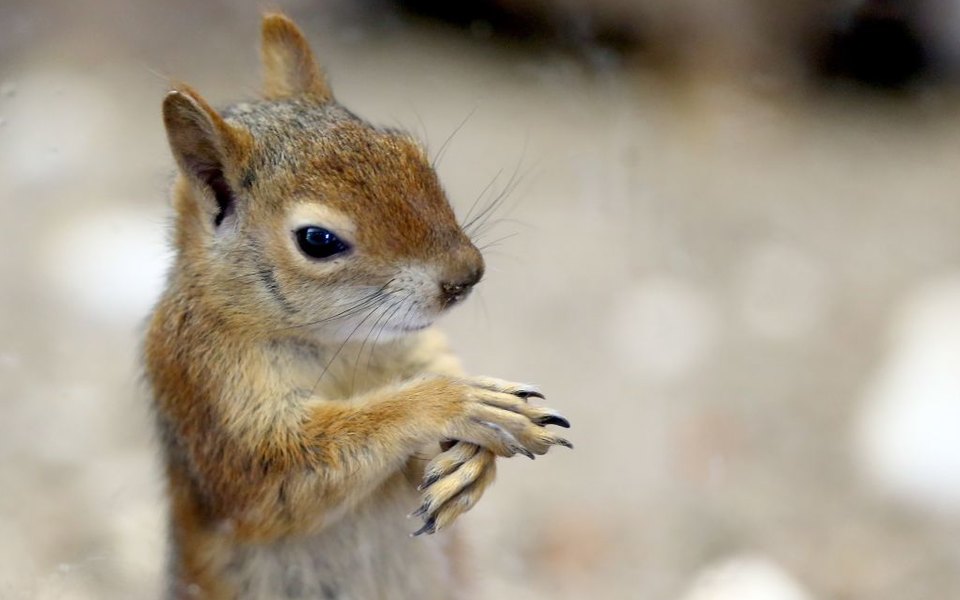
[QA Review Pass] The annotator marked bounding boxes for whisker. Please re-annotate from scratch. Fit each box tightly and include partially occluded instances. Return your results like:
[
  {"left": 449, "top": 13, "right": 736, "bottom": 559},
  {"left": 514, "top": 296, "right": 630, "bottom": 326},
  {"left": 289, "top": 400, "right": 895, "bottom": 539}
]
[
  {"left": 371, "top": 292, "right": 416, "bottom": 370},
  {"left": 177, "top": 271, "right": 390, "bottom": 333},
  {"left": 432, "top": 106, "right": 477, "bottom": 169},
  {"left": 463, "top": 141, "right": 536, "bottom": 242},
  {"left": 312, "top": 301, "right": 386, "bottom": 393},
  {"left": 461, "top": 168, "right": 503, "bottom": 227},
  {"left": 463, "top": 166, "right": 526, "bottom": 238},
  {"left": 471, "top": 215, "right": 529, "bottom": 234},
  {"left": 477, "top": 232, "right": 520, "bottom": 253},
  {"left": 273, "top": 294, "right": 382, "bottom": 333},
  {"left": 355, "top": 297, "right": 408, "bottom": 393},
  {"left": 273, "top": 279, "right": 397, "bottom": 333},
  {"left": 393, "top": 298, "right": 417, "bottom": 339},
  {"left": 373, "top": 294, "right": 411, "bottom": 353},
  {"left": 469, "top": 217, "right": 532, "bottom": 246},
  {"left": 350, "top": 294, "right": 407, "bottom": 394}
]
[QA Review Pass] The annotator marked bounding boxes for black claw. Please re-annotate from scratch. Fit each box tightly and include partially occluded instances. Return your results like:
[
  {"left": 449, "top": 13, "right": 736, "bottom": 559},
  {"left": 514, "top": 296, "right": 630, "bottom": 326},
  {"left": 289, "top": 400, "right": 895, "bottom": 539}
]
[
  {"left": 418, "top": 473, "right": 440, "bottom": 491},
  {"left": 556, "top": 438, "right": 574, "bottom": 449},
  {"left": 538, "top": 415, "right": 571, "bottom": 428},
  {"left": 515, "top": 389, "right": 545, "bottom": 400},
  {"left": 412, "top": 517, "right": 437, "bottom": 537},
  {"left": 514, "top": 446, "right": 536, "bottom": 460},
  {"left": 409, "top": 504, "right": 428, "bottom": 519}
]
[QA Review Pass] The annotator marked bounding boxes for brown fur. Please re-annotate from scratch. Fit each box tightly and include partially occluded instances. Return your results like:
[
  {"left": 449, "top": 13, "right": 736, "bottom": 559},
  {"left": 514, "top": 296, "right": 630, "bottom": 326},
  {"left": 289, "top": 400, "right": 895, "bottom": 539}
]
[{"left": 145, "top": 13, "right": 571, "bottom": 599}]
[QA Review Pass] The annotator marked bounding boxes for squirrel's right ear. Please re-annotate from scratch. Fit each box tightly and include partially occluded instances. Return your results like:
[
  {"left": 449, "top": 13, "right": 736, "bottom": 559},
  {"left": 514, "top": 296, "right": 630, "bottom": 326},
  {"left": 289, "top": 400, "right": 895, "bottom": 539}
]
[
  {"left": 261, "top": 13, "right": 333, "bottom": 101},
  {"left": 162, "top": 88, "right": 251, "bottom": 227}
]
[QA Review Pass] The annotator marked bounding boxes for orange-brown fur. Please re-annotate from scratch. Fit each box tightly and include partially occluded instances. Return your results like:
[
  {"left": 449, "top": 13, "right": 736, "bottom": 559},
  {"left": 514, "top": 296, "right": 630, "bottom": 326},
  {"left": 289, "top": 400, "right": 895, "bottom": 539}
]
[{"left": 145, "top": 14, "right": 571, "bottom": 599}]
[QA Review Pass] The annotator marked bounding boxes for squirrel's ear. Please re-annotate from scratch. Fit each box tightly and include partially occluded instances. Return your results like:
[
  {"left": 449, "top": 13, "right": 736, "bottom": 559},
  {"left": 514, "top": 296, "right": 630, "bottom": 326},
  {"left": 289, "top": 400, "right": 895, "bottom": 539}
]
[
  {"left": 261, "top": 13, "right": 332, "bottom": 101},
  {"left": 163, "top": 88, "right": 251, "bottom": 227}
]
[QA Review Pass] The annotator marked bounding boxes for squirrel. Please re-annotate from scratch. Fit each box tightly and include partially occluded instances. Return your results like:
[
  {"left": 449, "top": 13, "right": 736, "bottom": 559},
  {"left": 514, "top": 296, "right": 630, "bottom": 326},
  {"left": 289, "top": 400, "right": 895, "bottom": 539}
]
[{"left": 144, "top": 13, "right": 572, "bottom": 600}]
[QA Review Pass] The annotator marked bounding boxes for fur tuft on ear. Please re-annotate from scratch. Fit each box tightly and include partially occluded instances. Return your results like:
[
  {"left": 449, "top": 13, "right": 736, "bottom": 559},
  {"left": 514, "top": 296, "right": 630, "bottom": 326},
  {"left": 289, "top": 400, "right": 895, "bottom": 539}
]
[
  {"left": 261, "top": 13, "right": 332, "bottom": 101},
  {"left": 162, "top": 87, "right": 251, "bottom": 227}
]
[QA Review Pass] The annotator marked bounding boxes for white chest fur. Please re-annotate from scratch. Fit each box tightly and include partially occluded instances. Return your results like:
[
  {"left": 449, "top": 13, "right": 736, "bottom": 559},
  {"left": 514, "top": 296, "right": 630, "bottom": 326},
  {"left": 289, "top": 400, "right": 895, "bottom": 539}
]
[{"left": 224, "top": 475, "right": 463, "bottom": 600}]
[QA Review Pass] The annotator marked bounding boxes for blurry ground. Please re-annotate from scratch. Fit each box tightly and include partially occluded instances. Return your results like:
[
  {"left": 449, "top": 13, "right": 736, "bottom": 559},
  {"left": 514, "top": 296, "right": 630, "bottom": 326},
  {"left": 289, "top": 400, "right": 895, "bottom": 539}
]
[{"left": 3, "top": 1, "right": 960, "bottom": 599}]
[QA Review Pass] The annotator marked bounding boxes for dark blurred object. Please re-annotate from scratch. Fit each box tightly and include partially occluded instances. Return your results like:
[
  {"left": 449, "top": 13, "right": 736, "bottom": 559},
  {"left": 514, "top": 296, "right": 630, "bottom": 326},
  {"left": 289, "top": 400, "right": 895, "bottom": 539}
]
[
  {"left": 396, "top": 0, "right": 543, "bottom": 39},
  {"left": 817, "top": 0, "right": 929, "bottom": 89},
  {"left": 394, "top": 0, "right": 637, "bottom": 56},
  {"left": 396, "top": 0, "right": 956, "bottom": 91}
]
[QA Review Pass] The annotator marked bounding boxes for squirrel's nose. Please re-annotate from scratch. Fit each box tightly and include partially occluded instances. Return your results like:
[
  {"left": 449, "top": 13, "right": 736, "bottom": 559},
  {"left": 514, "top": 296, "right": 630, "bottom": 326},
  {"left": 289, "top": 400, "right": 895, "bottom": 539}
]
[{"left": 440, "top": 266, "right": 483, "bottom": 307}]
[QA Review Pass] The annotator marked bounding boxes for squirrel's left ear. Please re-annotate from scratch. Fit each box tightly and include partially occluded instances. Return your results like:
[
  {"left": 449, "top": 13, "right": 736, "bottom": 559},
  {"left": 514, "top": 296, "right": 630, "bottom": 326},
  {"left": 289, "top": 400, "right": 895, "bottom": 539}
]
[
  {"left": 261, "top": 13, "right": 333, "bottom": 102},
  {"left": 163, "top": 87, "right": 252, "bottom": 228}
]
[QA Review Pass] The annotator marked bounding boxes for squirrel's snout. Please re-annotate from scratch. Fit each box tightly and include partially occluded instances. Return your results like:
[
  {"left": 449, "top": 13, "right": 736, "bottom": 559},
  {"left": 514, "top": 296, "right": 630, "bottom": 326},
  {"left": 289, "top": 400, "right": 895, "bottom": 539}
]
[
  {"left": 439, "top": 265, "right": 483, "bottom": 307},
  {"left": 437, "top": 242, "right": 484, "bottom": 308}
]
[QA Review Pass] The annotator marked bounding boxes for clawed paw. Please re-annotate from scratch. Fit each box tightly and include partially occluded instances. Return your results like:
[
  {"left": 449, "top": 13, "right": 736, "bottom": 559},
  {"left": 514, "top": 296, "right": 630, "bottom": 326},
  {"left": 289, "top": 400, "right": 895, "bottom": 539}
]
[
  {"left": 411, "top": 442, "right": 496, "bottom": 536},
  {"left": 443, "top": 377, "right": 573, "bottom": 458},
  {"left": 412, "top": 377, "right": 573, "bottom": 536}
]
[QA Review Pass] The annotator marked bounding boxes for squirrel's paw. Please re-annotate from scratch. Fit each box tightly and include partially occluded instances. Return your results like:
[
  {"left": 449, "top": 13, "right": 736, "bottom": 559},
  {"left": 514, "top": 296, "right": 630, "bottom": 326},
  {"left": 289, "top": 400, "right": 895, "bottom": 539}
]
[
  {"left": 411, "top": 442, "right": 495, "bottom": 536},
  {"left": 445, "top": 376, "right": 573, "bottom": 459}
]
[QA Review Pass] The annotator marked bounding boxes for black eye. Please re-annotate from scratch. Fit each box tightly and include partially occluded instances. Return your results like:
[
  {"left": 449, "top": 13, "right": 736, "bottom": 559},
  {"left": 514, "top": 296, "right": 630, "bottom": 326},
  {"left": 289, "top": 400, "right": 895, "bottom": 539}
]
[{"left": 295, "top": 226, "right": 350, "bottom": 260}]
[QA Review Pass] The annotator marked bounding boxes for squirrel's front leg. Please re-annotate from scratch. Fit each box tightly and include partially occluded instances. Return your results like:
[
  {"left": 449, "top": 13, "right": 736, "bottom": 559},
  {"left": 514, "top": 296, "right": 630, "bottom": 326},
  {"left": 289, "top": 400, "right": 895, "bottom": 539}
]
[
  {"left": 408, "top": 377, "right": 572, "bottom": 535},
  {"left": 296, "top": 374, "right": 570, "bottom": 530}
]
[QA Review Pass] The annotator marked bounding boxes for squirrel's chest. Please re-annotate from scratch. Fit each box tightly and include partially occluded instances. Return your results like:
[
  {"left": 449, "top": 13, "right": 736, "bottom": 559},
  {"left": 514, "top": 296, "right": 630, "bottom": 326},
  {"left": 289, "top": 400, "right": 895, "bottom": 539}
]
[{"left": 224, "top": 485, "right": 463, "bottom": 600}]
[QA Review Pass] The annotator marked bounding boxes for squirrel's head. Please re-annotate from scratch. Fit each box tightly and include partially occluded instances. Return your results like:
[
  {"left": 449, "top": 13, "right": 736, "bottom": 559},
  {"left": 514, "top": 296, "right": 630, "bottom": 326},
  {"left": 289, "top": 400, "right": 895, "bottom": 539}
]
[{"left": 162, "top": 14, "right": 484, "bottom": 343}]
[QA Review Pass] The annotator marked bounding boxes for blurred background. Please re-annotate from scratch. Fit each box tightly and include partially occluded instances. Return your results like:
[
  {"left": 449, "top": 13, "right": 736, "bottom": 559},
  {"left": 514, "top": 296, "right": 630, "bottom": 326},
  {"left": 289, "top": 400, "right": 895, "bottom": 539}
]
[{"left": 3, "top": 0, "right": 960, "bottom": 598}]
